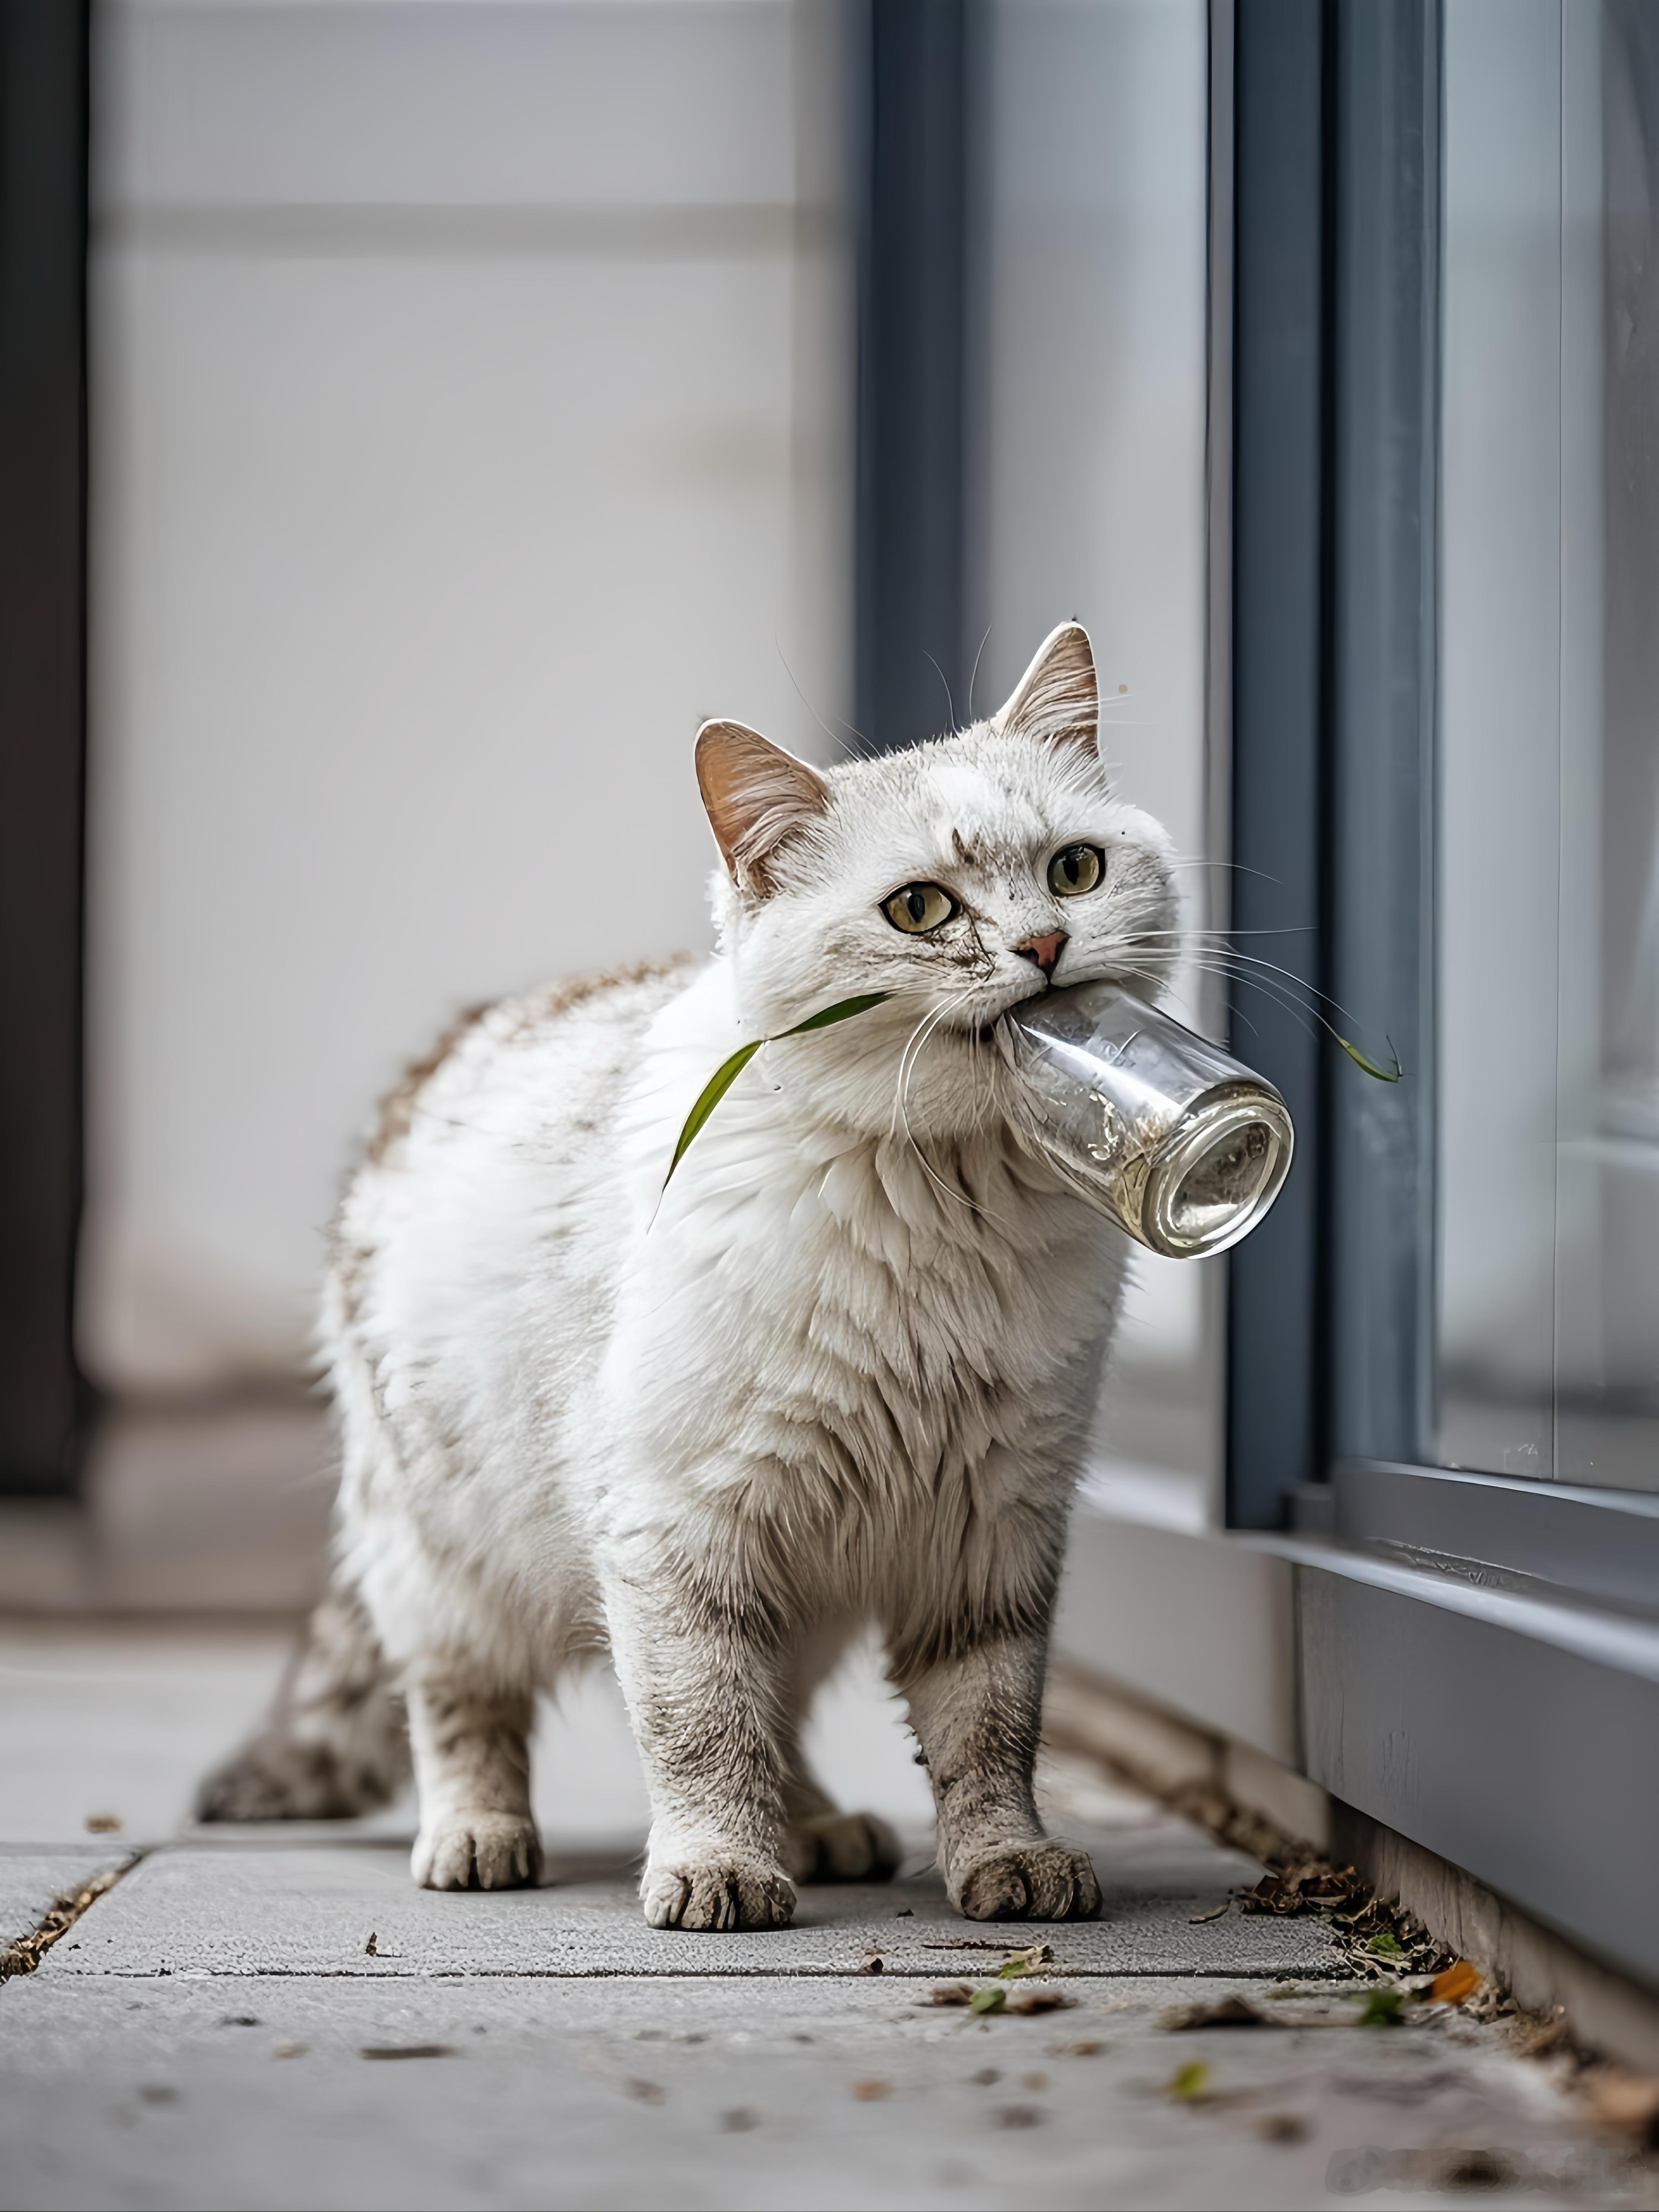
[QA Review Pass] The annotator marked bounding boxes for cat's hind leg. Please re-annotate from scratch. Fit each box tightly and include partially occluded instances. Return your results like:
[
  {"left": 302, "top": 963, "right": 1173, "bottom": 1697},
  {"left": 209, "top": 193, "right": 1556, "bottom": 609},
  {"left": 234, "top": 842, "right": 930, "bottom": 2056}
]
[
  {"left": 778, "top": 1629, "right": 902, "bottom": 1885},
  {"left": 196, "top": 1576, "right": 411, "bottom": 1822},
  {"left": 407, "top": 1668, "right": 540, "bottom": 1891}
]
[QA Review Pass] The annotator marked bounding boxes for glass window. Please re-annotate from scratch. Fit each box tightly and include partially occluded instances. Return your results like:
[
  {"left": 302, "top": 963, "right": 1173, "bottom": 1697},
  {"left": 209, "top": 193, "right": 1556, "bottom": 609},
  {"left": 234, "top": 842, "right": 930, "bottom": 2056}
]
[{"left": 1438, "top": 0, "right": 1659, "bottom": 1491}]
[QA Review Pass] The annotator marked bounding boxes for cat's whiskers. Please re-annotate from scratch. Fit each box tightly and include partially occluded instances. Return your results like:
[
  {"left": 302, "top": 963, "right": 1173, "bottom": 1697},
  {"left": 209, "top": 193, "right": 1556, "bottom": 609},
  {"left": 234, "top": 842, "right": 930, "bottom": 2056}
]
[{"left": 892, "top": 992, "right": 1010, "bottom": 1225}]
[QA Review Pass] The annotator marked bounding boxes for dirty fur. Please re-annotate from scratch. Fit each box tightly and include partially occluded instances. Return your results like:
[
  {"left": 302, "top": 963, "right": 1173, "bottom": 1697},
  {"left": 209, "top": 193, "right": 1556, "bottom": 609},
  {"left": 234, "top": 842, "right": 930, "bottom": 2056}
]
[{"left": 198, "top": 624, "right": 1178, "bottom": 1929}]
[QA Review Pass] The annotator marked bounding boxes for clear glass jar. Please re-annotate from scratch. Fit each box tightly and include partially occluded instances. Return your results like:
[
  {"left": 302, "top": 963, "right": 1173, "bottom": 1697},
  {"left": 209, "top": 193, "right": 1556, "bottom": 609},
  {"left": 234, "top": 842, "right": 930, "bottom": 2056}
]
[{"left": 1003, "top": 980, "right": 1294, "bottom": 1259}]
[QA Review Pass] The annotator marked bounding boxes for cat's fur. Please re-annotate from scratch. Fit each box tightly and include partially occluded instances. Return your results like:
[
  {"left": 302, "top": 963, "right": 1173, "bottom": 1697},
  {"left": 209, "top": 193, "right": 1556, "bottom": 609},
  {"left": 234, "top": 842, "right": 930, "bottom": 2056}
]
[{"left": 199, "top": 623, "right": 1179, "bottom": 1929}]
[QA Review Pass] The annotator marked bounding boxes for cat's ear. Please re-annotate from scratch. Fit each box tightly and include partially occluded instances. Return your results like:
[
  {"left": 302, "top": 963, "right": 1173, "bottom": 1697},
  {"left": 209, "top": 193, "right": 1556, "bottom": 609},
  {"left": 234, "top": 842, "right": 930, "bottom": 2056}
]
[
  {"left": 695, "top": 719, "right": 832, "bottom": 894},
  {"left": 992, "top": 622, "right": 1098, "bottom": 755}
]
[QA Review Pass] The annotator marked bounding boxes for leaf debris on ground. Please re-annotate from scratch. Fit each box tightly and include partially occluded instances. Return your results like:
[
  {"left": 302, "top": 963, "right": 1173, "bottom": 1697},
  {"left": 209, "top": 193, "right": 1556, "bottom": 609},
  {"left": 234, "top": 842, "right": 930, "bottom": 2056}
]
[
  {"left": 1166, "top": 2061, "right": 1211, "bottom": 2101},
  {"left": 1005, "top": 1988, "right": 1075, "bottom": 2016},
  {"left": 1161, "top": 1993, "right": 1277, "bottom": 2031},
  {"left": 1428, "top": 1958, "right": 1481, "bottom": 2005},
  {"left": 996, "top": 1944, "right": 1055, "bottom": 1978},
  {"left": 1356, "top": 1987, "right": 1405, "bottom": 2027},
  {"left": 0, "top": 1863, "right": 130, "bottom": 1981}
]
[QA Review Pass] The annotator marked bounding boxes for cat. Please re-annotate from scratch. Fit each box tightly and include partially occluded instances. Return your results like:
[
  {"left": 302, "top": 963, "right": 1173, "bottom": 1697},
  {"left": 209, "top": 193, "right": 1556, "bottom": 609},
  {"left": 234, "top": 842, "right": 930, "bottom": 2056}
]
[{"left": 198, "top": 620, "right": 1179, "bottom": 1929}]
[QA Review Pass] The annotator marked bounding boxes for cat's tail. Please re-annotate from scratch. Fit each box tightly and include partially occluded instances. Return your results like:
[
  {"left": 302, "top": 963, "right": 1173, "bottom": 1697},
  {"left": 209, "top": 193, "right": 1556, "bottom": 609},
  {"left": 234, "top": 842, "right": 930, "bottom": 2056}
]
[{"left": 195, "top": 1574, "right": 411, "bottom": 1821}]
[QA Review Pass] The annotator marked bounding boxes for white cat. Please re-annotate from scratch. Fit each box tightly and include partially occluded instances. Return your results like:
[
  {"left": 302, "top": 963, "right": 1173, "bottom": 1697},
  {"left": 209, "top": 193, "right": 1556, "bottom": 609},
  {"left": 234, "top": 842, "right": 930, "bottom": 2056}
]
[{"left": 200, "top": 622, "right": 1179, "bottom": 1929}]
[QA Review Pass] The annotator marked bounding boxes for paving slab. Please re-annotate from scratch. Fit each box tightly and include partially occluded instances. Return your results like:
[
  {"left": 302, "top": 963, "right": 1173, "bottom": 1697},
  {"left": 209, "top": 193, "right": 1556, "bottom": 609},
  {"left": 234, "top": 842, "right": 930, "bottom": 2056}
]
[
  {"left": 54, "top": 1834, "right": 1346, "bottom": 1981},
  {"left": 0, "top": 1969, "right": 1625, "bottom": 2212}
]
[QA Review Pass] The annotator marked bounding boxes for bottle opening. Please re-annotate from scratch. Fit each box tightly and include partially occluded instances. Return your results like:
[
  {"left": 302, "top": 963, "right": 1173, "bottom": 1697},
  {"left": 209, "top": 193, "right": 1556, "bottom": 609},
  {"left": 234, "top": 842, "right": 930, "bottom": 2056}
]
[
  {"left": 1142, "top": 1088, "right": 1294, "bottom": 1258},
  {"left": 1166, "top": 1119, "right": 1274, "bottom": 1245}
]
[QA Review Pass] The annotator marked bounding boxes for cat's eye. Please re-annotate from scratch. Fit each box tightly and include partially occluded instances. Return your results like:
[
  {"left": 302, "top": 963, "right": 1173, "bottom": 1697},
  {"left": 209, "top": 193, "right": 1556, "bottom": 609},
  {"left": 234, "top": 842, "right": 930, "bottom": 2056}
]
[
  {"left": 1048, "top": 843, "right": 1106, "bottom": 898},
  {"left": 883, "top": 882, "right": 957, "bottom": 934}
]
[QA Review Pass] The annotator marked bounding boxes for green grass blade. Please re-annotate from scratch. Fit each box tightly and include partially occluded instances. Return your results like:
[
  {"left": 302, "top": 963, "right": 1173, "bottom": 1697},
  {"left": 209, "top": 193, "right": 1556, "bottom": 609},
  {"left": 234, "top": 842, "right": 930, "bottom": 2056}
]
[
  {"left": 664, "top": 1039, "right": 764, "bottom": 1184},
  {"left": 663, "top": 992, "right": 890, "bottom": 1189},
  {"left": 777, "top": 991, "right": 890, "bottom": 1037},
  {"left": 1334, "top": 1032, "right": 1403, "bottom": 1082}
]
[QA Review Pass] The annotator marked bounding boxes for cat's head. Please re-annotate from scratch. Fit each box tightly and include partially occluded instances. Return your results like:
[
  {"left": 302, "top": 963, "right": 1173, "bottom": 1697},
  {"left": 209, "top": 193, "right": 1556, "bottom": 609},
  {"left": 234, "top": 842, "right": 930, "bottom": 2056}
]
[{"left": 695, "top": 623, "right": 1178, "bottom": 1137}]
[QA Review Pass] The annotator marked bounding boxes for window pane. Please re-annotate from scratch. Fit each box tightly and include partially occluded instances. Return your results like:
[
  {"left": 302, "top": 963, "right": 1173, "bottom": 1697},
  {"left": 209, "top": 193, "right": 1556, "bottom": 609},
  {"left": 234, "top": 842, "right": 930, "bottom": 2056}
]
[{"left": 1438, "top": 0, "right": 1659, "bottom": 1491}]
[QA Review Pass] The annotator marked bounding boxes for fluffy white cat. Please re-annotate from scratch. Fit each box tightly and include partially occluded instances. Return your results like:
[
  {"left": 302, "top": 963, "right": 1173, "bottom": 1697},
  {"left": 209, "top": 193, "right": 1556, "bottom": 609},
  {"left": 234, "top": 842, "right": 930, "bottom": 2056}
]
[{"left": 200, "top": 621, "right": 1178, "bottom": 1929}]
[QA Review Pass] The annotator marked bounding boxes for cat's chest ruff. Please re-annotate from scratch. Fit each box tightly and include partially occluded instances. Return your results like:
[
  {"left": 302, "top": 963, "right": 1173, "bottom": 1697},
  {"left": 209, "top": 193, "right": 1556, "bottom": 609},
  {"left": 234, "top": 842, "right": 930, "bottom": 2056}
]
[{"left": 628, "top": 1119, "right": 1112, "bottom": 1485}]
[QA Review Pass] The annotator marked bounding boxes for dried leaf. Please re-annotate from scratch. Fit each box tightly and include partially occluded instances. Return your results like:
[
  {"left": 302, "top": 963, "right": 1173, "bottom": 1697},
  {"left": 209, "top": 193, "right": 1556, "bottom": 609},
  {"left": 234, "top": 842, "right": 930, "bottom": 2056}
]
[
  {"left": 996, "top": 1944, "right": 1054, "bottom": 1979},
  {"left": 359, "top": 2045, "right": 455, "bottom": 2061},
  {"left": 857, "top": 1949, "right": 884, "bottom": 1975},
  {"left": 1166, "top": 2061, "right": 1211, "bottom": 2101},
  {"left": 1429, "top": 1958, "right": 1481, "bottom": 2006},
  {"left": 1187, "top": 1902, "right": 1229, "bottom": 1925},
  {"left": 1005, "top": 1989, "right": 1076, "bottom": 2016},
  {"left": 851, "top": 2079, "right": 891, "bottom": 2102},
  {"left": 924, "top": 1983, "right": 973, "bottom": 2007},
  {"left": 364, "top": 1932, "right": 377, "bottom": 1957},
  {"left": 1258, "top": 2113, "right": 1309, "bottom": 2143},
  {"left": 1162, "top": 1994, "right": 1275, "bottom": 2031},
  {"left": 83, "top": 1813, "right": 122, "bottom": 1834}
]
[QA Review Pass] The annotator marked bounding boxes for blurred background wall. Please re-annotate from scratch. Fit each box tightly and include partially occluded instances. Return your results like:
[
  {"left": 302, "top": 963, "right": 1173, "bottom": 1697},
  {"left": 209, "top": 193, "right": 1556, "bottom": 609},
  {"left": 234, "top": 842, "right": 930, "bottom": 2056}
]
[{"left": 83, "top": 0, "right": 856, "bottom": 1394}]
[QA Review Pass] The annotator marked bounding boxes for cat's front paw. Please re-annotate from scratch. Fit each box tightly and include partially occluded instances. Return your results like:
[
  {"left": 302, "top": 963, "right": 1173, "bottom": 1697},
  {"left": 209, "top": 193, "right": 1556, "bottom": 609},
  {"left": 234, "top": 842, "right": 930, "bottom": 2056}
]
[
  {"left": 785, "top": 1809, "right": 903, "bottom": 1884},
  {"left": 953, "top": 1840, "right": 1101, "bottom": 1922},
  {"left": 641, "top": 1853, "right": 796, "bottom": 1931},
  {"left": 412, "top": 1812, "right": 541, "bottom": 1891}
]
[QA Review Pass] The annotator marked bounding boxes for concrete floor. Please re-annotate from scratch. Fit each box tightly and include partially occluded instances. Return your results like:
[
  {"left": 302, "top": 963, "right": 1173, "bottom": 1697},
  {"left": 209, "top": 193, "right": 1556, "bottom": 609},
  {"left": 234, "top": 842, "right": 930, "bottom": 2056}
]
[{"left": 0, "top": 1621, "right": 1646, "bottom": 2211}]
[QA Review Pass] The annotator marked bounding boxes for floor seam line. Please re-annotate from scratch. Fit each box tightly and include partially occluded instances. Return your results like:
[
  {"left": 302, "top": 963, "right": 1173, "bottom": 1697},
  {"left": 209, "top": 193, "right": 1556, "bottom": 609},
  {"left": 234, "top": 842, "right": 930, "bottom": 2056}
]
[{"left": 0, "top": 1855, "right": 146, "bottom": 1987}]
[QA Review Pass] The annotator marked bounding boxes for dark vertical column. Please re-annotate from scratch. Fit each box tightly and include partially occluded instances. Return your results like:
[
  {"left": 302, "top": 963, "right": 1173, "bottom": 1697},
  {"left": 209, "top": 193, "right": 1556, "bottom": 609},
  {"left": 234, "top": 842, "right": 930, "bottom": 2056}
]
[
  {"left": 0, "top": 0, "right": 91, "bottom": 1493},
  {"left": 1225, "top": 0, "right": 1328, "bottom": 1527},
  {"left": 1327, "top": 0, "right": 1440, "bottom": 1469},
  {"left": 855, "top": 0, "right": 969, "bottom": 752}
]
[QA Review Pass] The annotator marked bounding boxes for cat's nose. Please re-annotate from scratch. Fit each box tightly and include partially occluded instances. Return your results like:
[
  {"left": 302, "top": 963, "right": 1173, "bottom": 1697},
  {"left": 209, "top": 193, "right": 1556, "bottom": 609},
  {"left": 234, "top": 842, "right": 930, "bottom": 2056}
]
[{"left": 1012, "top": 930, "right": 1068, "bottom": 979}]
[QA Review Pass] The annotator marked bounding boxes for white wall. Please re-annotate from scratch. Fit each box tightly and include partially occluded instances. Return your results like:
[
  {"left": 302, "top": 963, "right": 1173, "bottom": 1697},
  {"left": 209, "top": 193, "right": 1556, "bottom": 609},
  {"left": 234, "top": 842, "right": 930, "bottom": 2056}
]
[{"left": 83, "top": 0, "right": 855, "bottom": 1390}]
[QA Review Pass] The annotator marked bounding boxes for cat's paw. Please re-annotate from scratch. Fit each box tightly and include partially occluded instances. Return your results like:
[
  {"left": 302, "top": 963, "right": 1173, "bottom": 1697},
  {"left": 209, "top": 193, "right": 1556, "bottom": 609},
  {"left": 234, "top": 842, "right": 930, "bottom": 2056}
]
[
  {"left": 640, "top": 1853, "right": 796, "bottom": 1931},
  {"left": 412, "top": 1812, "right": 541, "bottom": 1891},
  {"left": 953, "top": 1840, "right": 1102, "bottom": 1922},
  {"left": 785, "top": 1809, "right": 903, "bottom": 1884}
]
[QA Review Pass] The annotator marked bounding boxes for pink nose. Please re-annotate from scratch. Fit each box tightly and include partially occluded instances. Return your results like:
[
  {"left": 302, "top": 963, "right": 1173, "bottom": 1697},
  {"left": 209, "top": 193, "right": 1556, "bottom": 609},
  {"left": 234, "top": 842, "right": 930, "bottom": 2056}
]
[{"left": 1013, "top": 930, "right": 1068, "bottom": 979}]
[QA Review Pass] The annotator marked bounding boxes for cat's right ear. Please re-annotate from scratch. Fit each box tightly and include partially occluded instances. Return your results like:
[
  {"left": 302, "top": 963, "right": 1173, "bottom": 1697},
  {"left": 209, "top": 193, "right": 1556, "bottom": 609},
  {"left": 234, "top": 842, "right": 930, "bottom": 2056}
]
[{"left": 695, "top": 720, "right": 831, "bottom": 896}]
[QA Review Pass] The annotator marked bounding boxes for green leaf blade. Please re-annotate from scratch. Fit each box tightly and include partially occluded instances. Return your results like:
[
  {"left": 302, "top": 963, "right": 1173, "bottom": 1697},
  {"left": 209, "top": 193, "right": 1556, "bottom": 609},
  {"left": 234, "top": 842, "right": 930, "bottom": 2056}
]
[
  {"left": 664, "top": 1039, "right": 764, "bottom": 1185},
  {"left": 1335, "top": 1033, "right": 1403, "bottom": 1083},
  {"left": 661, "top": 992, "right": 891, "bottom": 1188},
  {"left": 777, "top": 991, "right": 890, "bottom": 1037}
]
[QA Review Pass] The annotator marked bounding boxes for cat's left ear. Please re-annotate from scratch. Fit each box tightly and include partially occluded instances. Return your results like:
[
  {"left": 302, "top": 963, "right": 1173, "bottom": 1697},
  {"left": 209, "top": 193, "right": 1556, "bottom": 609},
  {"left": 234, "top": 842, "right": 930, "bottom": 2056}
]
[
  {"left": 992, "top": 621, "right": 1098, "bottom": 756},
  {"left": 695, "top": 718, "right": 832, "bottom": 895}
]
